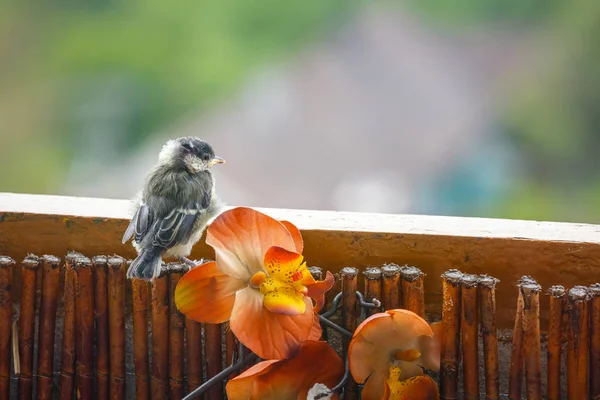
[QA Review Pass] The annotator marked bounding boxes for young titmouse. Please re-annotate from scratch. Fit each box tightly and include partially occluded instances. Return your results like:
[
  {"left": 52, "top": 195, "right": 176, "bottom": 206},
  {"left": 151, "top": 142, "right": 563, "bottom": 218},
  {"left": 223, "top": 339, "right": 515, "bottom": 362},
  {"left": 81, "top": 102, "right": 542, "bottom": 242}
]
[{"left": 122, "top": 136, "right": 225, "bottom": 280}]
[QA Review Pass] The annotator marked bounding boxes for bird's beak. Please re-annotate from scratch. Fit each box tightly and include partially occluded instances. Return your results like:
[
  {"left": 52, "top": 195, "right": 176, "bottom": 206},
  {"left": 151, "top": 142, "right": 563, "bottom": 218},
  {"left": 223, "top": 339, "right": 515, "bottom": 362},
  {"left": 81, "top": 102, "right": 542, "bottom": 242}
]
[{"left": 209, "top": 156, "right": 225, "bottom": 167}]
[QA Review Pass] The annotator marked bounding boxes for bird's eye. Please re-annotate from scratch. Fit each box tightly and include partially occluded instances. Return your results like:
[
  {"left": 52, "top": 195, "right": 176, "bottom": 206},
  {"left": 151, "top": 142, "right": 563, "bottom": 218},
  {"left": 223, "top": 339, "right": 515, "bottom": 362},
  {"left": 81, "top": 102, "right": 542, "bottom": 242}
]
[{"left": 181, "top": 142, "right": 192, "bottom": 151}]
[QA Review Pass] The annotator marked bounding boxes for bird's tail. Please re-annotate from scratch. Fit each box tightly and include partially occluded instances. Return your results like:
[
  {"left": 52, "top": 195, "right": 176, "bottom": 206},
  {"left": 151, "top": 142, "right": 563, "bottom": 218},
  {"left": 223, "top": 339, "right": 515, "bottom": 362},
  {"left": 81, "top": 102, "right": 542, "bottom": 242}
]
[{"left": 127, "top": 247, "right": 163, "bottom": 280}]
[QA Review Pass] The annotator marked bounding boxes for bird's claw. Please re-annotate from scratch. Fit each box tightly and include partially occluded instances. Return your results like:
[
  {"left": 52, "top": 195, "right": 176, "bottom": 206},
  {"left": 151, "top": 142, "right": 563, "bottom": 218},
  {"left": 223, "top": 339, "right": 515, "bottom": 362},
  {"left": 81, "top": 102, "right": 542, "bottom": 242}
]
[{"left": 180, "top": 257, "right": 205, "bottom": 269}]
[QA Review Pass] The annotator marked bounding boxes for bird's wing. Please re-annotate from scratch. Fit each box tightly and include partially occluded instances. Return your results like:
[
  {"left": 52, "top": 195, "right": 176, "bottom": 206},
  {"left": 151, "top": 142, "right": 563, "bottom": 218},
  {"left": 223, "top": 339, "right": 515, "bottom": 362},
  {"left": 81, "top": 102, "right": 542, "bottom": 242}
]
[
  {"left": 152, "top": 201, "right": 203, "bottom": 249},
  {"left": 122, "top": 202, "right": 154, "bottom": 244}
]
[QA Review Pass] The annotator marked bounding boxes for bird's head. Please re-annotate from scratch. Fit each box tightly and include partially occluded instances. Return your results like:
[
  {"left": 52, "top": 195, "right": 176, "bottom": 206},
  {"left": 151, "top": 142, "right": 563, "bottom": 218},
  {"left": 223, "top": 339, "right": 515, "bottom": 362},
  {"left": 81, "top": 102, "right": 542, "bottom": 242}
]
[{"left": 158, "top": 137, "right": 225, "bottom": 174}]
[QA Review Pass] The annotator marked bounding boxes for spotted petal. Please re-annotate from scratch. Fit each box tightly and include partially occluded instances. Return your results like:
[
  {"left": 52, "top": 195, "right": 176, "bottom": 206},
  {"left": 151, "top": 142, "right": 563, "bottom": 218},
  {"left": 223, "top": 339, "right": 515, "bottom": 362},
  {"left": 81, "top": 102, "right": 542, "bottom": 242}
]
[
  {"left": 229, "top": 287, "right": 315, "bottom": 360},
  {"left": 226, "top": 341, "right": 344, "bottom": 400},
  {"left": 174, "top": 261, "right": 246, "bottom": 324},
  {"left": 206, "top": 207, "right": 296, "bottom": 281}
]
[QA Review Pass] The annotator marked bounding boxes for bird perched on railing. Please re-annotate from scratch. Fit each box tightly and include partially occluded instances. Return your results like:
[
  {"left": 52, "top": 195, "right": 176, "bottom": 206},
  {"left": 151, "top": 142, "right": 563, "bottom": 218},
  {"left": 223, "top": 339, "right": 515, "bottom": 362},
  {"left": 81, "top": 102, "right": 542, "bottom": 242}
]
[{"left": 122, "top": 136, "right": 225, "bottom": 280}]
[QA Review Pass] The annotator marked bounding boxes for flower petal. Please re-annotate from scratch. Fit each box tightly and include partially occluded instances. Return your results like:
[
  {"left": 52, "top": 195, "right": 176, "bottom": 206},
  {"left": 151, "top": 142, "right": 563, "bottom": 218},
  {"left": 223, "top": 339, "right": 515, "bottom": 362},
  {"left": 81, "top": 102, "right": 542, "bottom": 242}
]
[
  {"left": 263, "top": 285, "right": 306, "bottom": 316},
  {"left": 280, "top": 220, "right": 304, "bottom": 253},
  {"left": 348, "top": 309, "right": 434, "bottom": 385},
  {"left": 361, "top": 369, "right": 387, "bottom": 400},
  {"left": 206, "top": 207, "right": 296, "bottom": 281},
  {"left": 229, "top": 287, "right": 315, "bottom": 360},
  {"left": 263, "top": 246, "right": 305, "bottom": 283},
  {"left": 225, "top": 360, "right": 281, "bottom": 400},
  {"left": 174, "top": 261, "right": 246, "bottom": 324},
  {"left": 418, "top": 321, "right": 442, "bottom": 371},
  {"left": 305, "top": 271, "right": 335, "bottom": 312},
  {"left": 308, "top": 313, "right": 322, "bottom": 341},
  {"left": 383, "top": 375, "right": 440, "bottom": 400},
  {"left": 226, "top": 341, "right": 343, "bottom": 400}
]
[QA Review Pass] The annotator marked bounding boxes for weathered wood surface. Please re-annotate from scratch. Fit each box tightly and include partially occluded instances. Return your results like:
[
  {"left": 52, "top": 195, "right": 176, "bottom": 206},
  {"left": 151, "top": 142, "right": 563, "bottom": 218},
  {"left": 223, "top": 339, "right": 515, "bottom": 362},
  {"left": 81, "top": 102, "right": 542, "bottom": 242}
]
[{"left": 2, "top": 192, "right": 600, "bottom": 328}]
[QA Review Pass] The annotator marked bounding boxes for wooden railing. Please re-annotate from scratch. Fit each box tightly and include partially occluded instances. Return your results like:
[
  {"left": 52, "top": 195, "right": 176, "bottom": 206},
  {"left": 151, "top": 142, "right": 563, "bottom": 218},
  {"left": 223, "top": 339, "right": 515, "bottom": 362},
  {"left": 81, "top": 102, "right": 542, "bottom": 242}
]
[
  {"left": 1, "top": 192, "right": 600, "bottom": 399},
  {"left": 2, "top": 192, "right": 599, "bottom": 328}
]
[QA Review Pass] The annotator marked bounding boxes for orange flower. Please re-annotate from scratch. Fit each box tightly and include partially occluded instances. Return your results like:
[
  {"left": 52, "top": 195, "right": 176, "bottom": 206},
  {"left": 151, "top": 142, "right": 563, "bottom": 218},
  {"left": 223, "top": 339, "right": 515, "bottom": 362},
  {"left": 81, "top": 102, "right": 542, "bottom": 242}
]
[
  {"left": 382, "top": 367, "right": 440, "bottom": 400},
  {"left": 226, "top": 340, "right": 344, "bottom": 400},
  {"left": 175, "top": 207, "right": 334, "bottom": 360},
  {"left": 348, "top": 309, "right": 441, "bottom": 400}
]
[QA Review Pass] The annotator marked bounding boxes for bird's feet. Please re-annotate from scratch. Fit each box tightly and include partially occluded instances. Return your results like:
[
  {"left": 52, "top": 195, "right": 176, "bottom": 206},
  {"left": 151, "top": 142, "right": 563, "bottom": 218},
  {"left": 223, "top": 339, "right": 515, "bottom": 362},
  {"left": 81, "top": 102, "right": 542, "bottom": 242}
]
[{"left": 179, "top": 257, "right": 205, "bottom": 269}]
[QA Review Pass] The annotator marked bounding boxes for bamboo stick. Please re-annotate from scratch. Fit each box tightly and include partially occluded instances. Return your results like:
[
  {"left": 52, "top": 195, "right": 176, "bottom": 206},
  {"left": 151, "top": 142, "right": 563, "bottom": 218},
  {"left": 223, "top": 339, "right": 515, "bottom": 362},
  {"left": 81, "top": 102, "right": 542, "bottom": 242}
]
[
  {"left": 92, "top": 256, "right": 110, "bottom": 400},
  {"left": 18, "top": 255, "right": 41, "bottom": 400},
  {"left": 546, "top": 285, "right": 565, "bottom": 400},
  {"left": 381, "top": 264, "right": 401, "bottom": 310},
  {"left": 363, "top": 267, "right": 382, "bottom": 316},
  {"left": 400, "top": 266, "right": 425, "bottom": 318},
  {"left": 151, "top": 266, "right": 170, "bottom": 400},
  {"left": 205, "top": 323, "right": 223, "bottom": 400},
  {"left": 0, "top": 256, "right": 14, "bottom": 400},
  {"left": 225, "top": 328, "right": 236, "bottom": 377},
  {"left": 521, "top": 278, "right": 542, "bottom": 400},
  {"left": 460, "top": 273, "right": 479, "bottom": 400},
  {"left": 36, "top": 255, "right": 61, "bottom": 400},
  {"left": 478, "top": 274, "right": 499, "bottom": 400},
  {"left": 169, "top": 263, "right": 186, "bottom": 400},
  {"left": 590, "top": 283, "right": 600, "bottom": 400},
  {"left": 107, "top": 256, "right": 126, "bottom": 399},
  {"left": 308, "top": 266, "right": 326, "bottom": 341},
  {"left": 186, "top": 319, "right": 203, "bottom": 393},
  {"left": 341, "top": 267, "right": 359, "bottom": 400},
  {"left": 508, "top": 276, "right": 535, "bottom": 400},
  {"left": 440, "top": 269, "right": 462, "bottom": 400},
  {"left": 59, "top": 251, "right": 81, "bottom": 400},
  {"left": 74, "top": 256, "right": 95, "bottom": 400},
  {"left": 132, "top": 278, "right": 150, "bottom": 400},
  {"left": 567, "top": 286, "right": 590, "bottom": 400}
]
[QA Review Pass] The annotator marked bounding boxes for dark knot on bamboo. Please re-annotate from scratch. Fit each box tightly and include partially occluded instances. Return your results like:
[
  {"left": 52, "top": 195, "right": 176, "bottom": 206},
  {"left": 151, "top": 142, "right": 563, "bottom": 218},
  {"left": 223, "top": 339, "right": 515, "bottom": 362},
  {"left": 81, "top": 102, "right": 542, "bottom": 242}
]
[
  {"left": 308, "top": 266, "right": 323, "bottom": 280},
  {"left": 340, "top": 266, "right": 359, "bottom": 277},
  {"left": 441, "top": 269, "right": 463, "bottom": 286},
  {"left": 22, "top": 255, "right": 41, "bottom": 270},
  {"left": 167, "top": 262, "right": 190, "bottom": 275},
  {"left": 363, "top": 267, "right": 382, "bottom": 280},
  {"left": 460, "top": 273, "right": 479, "bottom": 288},
  {"left": 568, "top": 285, "right": 590, "bottom": 302},
  {"left": 478, "top": 274, "right": 499, "bottom": 289},
  {"left": 589, "top": 283, "right": 600, "bottom": 298},
  {"left": 547, "top": 285, "right": 566, "bottom": 298},
  {"left": 399, "top": 265, "right": 425, "bottom": 282},
  {"left": 0, "top": 256, "right": 15, "bottom": 267},
  {"left": 92, "top": 255, "right": 108, "bottom": 267},
  {"left": 65, "top": 251, "right": 84, "bottom": 265},
  {"left": 107, "top": 255, "right": 125, "bottom": 269},
  {"left": 381, "top": 263, "right": 401, "bottom": 277},
  {"left": 41, "top": 255, "right": 60, "bottom": 268},
  {"left": 74, "top": 256, "right": 92, "bottom": 270}
]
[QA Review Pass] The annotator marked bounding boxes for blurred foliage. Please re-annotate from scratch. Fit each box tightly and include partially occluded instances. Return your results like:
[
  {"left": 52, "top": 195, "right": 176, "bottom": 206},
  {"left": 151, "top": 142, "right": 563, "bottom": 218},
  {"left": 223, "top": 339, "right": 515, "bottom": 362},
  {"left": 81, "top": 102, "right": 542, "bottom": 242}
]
[
  {"left": 0, "top": 0, "right": 357, "bottom": 192},
  {"left": 2, "top": 0, "right": 600, "bottom": 223}
]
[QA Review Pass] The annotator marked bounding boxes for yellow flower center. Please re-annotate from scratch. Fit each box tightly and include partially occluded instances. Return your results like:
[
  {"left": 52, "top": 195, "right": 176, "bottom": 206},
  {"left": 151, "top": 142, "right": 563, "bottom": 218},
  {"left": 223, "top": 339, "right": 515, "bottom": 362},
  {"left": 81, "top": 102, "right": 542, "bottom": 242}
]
[{"left": 255, "top": 246, "right": 314, "bottom": 316}]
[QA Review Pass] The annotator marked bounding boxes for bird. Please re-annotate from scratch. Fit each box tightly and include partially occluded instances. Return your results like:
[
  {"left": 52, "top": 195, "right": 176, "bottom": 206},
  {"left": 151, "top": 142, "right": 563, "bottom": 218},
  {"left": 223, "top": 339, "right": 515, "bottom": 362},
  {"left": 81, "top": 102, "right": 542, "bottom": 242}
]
[{"left": 122, "top": 136, "right": 225, "bottom": 280}]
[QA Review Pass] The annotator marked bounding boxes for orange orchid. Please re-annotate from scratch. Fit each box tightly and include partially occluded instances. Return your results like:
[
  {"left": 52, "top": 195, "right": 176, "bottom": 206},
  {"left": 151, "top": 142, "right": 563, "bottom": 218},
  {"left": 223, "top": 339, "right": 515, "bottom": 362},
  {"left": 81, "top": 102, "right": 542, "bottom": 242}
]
[
  {"left": 174, "top": 207, "right": 335, "bottom": 360},
  {"left": 226, "top": 340, "right": 344, "bottom": 400},
  {"left": 382, "top": 368, "right": 440, "bottom": 400},
  {"left": 348, "top": 309, "right": 441, "bottom": 400}
]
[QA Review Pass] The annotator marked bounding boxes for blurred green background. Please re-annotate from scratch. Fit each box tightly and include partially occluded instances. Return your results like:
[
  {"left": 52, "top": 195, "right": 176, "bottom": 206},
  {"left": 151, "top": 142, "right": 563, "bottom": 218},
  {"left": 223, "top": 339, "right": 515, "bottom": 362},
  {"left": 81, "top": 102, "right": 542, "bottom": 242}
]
[{"left": 2, "top": 0, "right": 599, "bottom": 223}]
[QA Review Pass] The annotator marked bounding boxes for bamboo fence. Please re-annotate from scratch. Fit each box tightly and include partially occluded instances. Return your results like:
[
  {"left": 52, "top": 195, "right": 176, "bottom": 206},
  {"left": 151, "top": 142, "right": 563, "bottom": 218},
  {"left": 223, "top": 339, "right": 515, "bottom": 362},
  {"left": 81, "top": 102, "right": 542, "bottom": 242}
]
[{"left": 0, "top": 254, "right": 598, "bottom": 399}]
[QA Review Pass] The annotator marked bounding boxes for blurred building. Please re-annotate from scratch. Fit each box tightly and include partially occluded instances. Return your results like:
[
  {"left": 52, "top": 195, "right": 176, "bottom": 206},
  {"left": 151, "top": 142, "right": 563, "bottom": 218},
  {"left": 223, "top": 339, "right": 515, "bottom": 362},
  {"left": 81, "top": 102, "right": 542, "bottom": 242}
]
[{"left": 64, "top": 6, "right": 541, "bottom": 216}]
